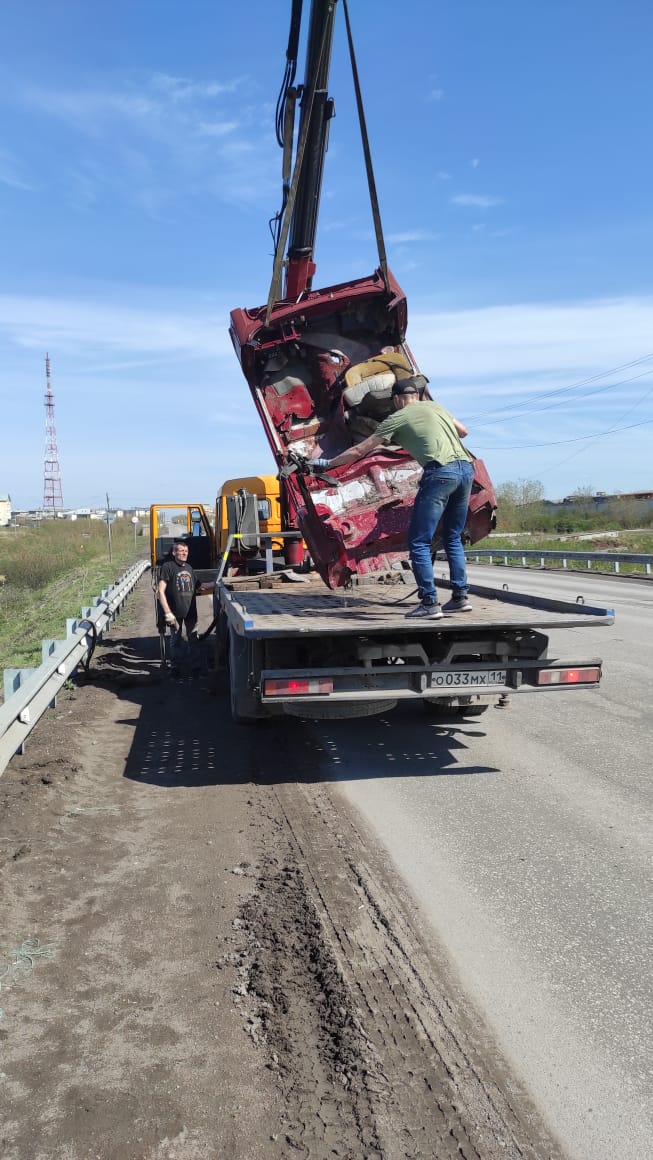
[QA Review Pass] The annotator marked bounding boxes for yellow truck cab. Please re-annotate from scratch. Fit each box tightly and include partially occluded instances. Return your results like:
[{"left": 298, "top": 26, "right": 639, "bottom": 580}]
[
  {"left": 216, "top": 474, "right": 282, "bottom": 555},
  {"left": 150, "top": 475, "right": 305, "bottom": 582},
  {"left": 149, "top": 503, "right": 216, "bottom": 570}
]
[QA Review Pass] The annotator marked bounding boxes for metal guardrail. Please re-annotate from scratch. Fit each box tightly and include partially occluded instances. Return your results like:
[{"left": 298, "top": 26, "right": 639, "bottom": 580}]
[
  {"left": 0, "top": 559, "right": 150, "bottom": 777},
  {"left": 465, "top": 549, "right": 653, "bottom": 575}
]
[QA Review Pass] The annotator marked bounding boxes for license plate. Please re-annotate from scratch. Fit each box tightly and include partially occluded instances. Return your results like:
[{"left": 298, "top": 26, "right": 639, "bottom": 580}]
[{"left": 430, "top": 669, "right": 507, "bottom": 688}]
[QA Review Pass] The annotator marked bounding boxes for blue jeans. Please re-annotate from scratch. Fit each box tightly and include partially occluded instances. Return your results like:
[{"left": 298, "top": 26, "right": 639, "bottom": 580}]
[{"left": 409, "top": 459, "right": 474, "bottom": 604}]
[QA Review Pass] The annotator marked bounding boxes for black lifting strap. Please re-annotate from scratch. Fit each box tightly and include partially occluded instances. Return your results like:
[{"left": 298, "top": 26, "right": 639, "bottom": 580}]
[{"left": 342, "top": 0, "right": 390, "bottom": 293}]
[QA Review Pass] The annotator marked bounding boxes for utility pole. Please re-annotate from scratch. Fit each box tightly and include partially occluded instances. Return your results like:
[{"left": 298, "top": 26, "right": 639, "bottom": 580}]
[
  {"left": 106, "top": 492, "right": 113, "bottom": 563},
  {"left": 43, "top": 354, "right": 64, "bottom": 513}
]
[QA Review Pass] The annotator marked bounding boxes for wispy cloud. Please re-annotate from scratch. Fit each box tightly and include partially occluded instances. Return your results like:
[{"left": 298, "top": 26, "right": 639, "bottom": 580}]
[
  {"left": 151, "top": 73, "right": 240, "bottom": 101},
  {"left": 0, "top": 147, "right": 36, "bottom": 192},
  {"left": 451, "top": 193, "right": 503, "bottom": 208},
  {"left": 387, "top": 230, "right": 439, "bottom": 244},
  {"left": 409, "top": 297, "right": 653, "bottom": 381},
  {"left": 471, "top": 158, "right": 480, "bottom": 169},
  {"left": 425, "top": 72, "right": 444, "bottom": 102},
  {"left": 22, "top": 86, "right": 158, "bottom": 132},
  {"left": 408, "top": 296, "right": 653, "bottom": 493},
  {"left": 197, "top": 120, "right": 240, "bottom": 138},
  {"left": 320, "top": 213, "right": 370, "bottom": 235},
  {"left": 14, "top": 72, "right": 272, "bottom": 211},
  {"left": 20, "top": 73, "right": 244, "bottom": 136},
  {"left": 0, "top": 293, "right": 233, "bottom": 359}
]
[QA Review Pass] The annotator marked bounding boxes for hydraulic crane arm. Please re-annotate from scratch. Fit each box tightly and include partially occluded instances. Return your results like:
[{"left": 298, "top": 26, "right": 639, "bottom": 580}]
[
  {"left": 268, "top": 0, "right": 389, "bottom": 316},
  {"left": 270, "top": 0, "right": 337, "bottom": 304},
  {"left": 285, "top": 0, "right": 337, "bottom": 297}
]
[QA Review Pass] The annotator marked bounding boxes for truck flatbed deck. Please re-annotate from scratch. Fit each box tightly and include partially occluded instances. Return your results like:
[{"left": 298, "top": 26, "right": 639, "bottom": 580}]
[{"left": 221, "top": 575, "right": 614, "bottom": 638}]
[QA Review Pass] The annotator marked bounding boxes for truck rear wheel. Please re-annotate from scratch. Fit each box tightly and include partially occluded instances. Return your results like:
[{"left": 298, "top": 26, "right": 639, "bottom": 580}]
[{"left": 228, "top": 627, "right": 262, "bottom": 724}]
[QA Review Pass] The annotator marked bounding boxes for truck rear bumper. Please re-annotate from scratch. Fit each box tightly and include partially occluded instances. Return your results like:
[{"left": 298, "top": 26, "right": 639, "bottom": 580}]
[{"left": 258, "top": 659, "right": 603, "bottom": 707}]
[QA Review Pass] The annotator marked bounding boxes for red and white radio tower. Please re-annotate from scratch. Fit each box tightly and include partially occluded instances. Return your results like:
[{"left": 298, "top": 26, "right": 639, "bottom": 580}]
[{"left": 43, "top": 353, "right": 64, "bottom": 512}]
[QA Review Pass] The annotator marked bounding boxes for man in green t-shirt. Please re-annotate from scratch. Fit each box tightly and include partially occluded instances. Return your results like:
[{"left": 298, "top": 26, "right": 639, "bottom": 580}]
[{"left": 309, "top": 378, "right": 475, "bottom": 619}]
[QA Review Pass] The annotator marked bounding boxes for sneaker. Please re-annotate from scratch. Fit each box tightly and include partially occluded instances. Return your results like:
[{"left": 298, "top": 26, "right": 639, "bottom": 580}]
[
  {"left": 442, "top": 595, "right": 473, "bottom": 613},
  {"left": 405, "top": 602, "right": 444, "bottom": 620}
]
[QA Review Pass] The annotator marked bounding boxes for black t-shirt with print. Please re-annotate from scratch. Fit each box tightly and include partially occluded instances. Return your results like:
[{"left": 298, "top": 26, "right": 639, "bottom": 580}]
[{"left": 158, "top": 557, "right": 197, "bottom": 620}]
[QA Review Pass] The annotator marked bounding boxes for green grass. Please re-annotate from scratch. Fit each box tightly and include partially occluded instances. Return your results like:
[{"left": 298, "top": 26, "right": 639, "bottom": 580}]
[
  {"left": 481, "top": 531, "right": 653, "bottom": 552},
  {"left": 0, "top": 520, "right": 147, "bottom": 673}
]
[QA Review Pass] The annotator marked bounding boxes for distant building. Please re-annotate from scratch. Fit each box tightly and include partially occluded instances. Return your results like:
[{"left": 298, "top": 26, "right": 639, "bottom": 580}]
[
  {"left": 561, "top": 489, "right": 653, "bottom": 505},
  {"left": 0, "top": 495, "right": 12, "bottom": 526},
  {"left": 554, "top": 490, "right": 653, "bottom": 515}
]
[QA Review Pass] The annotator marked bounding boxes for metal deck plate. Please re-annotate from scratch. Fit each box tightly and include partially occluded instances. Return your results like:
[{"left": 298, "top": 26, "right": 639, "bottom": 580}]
[{"left": 224, "top": 579, "right": 609, "bottom": 637}]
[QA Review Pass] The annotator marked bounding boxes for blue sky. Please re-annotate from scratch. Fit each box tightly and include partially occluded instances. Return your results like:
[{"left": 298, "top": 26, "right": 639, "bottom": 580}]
[{"left": 1, "top": 0, "right": 652, "bottom": 509}]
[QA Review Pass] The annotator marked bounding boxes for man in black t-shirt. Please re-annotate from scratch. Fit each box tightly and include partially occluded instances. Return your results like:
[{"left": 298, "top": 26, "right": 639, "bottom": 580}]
[{"left": 157, "top": 539, "right": 199, "bottom": 674}]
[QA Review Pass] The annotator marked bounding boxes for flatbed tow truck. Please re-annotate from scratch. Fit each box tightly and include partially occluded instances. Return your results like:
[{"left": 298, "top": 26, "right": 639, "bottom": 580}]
[
  {"left": 216, "top": 565, "right": 612, "bottom": 721},
  {"left": 149, "top": 496, "right": 613, "bottom": 722},
  {"left": 152, "top": 0, "right": 613, "bottom": 722}
]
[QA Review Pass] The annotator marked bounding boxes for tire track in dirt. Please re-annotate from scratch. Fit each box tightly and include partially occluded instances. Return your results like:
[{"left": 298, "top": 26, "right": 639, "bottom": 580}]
[{"left": 232, "top": 725, "right": 565, "bottom": 1160}]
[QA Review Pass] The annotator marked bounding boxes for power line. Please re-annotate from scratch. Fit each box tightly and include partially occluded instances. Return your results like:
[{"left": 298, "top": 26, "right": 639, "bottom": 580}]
[
  {"left": 479, "top": 414, "right": 653, "bottom": 450},
  {"left": 535, "top": 383, "right": 653, "bottom": 473},
  {"left": 472, "top": 368, "right": 653, "bottom": 429},
  {"left": 466, "top": 352, "right": 653, "bottom": 423}
]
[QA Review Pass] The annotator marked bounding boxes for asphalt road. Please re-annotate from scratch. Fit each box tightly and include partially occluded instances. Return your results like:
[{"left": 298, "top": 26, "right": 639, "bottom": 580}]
[{"left": 314, "top": 567, "right": 652, "bottom": 1160}]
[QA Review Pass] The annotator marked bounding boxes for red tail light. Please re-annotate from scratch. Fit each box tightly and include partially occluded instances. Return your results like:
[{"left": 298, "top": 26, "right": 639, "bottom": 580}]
[
  {"left": 264, "top": 678, "right": 334, "bottom": 697},
  {"left": 537, "top": 666, "right": 601, "bottom": 686}
]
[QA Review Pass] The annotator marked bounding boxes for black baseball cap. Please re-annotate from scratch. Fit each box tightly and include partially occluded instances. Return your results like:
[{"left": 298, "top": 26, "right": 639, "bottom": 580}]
[{"left": 392, "top": 378, "right": 420, "bottom": 396}]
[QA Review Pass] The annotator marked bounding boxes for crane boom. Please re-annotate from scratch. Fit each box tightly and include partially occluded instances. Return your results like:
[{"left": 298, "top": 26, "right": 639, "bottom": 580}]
[{"left": 285, "top": 0, "right": 337, "bottom": 298}]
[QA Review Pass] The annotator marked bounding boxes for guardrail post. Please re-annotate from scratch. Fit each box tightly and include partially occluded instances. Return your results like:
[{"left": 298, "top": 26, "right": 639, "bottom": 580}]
[
  {"left": 563, "top": 558, "right": 567, "bottom": 569},
  {"left": 41, "top": 639, "right": 68, "bottom": 708},
  {"left": 3, "top": 668, "right": 36, "bottom": 750},
  {"left": 4, "top": 668, "right": 35, "bottom": 702},
  {"left": 522, "top": 556, "right": 526, "bottom": 566},
  {"left": 615, "top": 561, "right": 619, "bottom": 573}
]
